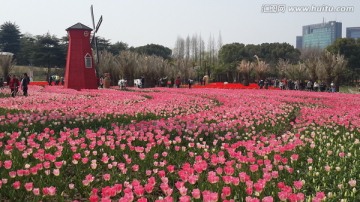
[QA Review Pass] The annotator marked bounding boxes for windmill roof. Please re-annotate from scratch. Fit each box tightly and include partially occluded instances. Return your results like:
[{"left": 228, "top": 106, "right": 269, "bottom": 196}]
[{"left": 66, "top": 23, "right": 93, "bottom": 31}]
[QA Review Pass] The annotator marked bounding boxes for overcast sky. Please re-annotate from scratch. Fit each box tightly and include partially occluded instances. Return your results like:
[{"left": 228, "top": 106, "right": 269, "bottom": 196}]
[{"left": 1, "top": 0, "right": 359, "bottom": 49}]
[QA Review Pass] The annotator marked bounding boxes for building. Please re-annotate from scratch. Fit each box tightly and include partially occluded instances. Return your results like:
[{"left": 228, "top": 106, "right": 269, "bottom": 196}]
[
  {"left": 296, "top": 36, "right": 303, "bottom": 49},
  {"left": 346, "top": 27, "right": 360, "bottom": 39},
  {"left": 301, "top": 21, "right": 342, "bottom": 49}
]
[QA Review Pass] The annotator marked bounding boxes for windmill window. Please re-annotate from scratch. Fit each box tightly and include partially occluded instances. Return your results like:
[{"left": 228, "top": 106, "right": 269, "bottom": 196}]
[{"left": 84, "top": 53, "right": 92, "bottom": 68}]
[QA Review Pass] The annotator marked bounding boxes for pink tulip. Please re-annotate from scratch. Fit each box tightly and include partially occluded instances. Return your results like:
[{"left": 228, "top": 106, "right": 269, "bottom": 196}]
[
  {"left": 293, "top": 180, "right": 303, "bottom": 190},
  {"left": 103, "top": 173, "right": 111, "bottom": 181},
  {"left": 224, "top": 166, "right": 234, "bottom": 175},
  {"left": 278, "top": 191, "right": 289, "bottom": 201},
  {"left": 3, "top": 160, "right": 12, "bottom": 169},
  {"left": 188, "top": 175, "right": 198, "bottom": 184},
  {"left": 43, "top": 186, "right": 56, "bottom": 196},
  {"left": 167, "top": 165, "right": 175, "bottom": 173},
  {"left": 24, "top": 182, "right": 33, "bottom": 191},
  {"left": 144, "top": 183, "right": 154, "bottom": 193},
  {"left": 315, "top": 192, "right": 325, "bottom": 200},
  {"left": 348, "top": 179, "right": 357, "bottom": 187},
  {"left": 290, "top": 154, "right": 299, "bottom": 161},
  {"left": 245, "top": 196, "right": 260, "bottom": 202},
  {"left": 222, "top": 186, "right": 231, "bottom": 197},
  {"left": 249, "top": 164, "right": 259, "bottom": 172},
  {"left": 137, "top": 197, "right": 148, "bottom": 202},
  {"left": 33, "top": 188, "right": 40, "bottom": 196},
  {"left": 222, "top": 175, "right": 232, "bottom": 184},
  {"left": 191, "top": 188, "right": 201, "bottom": 199},
  {"left": 132, "top": 164, "right": 139, "bottom": 172},
  {"left": 9, "top": 171, "right": 16, "bottom": 178},
  {"left": 207, "top": 171, "right": 219, "bottom": 184},
  {"left": 133, "top": 185, "right": 144, "bottom": 196},
  {"left": 54, "top": 161, "right": 63, "bottom": 168},
  {"left": 262, "top": 196, "right": 274, "bottom": 202},
  {"left": 89, "top": 194, "right": 99, "bottom": 202},
  {"left": 254, "top": 180, "right": 266, "bottom": 193},
  {"left": 13, "top": 181, "right": 21, "bottom": 189},
  {"left": 179, "top": 195, "right": 191, "bottom": 202}
]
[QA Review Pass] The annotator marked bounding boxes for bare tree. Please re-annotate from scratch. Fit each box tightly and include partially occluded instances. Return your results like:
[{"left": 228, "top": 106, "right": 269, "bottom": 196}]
[
  {"left": 185, "top": 35, "right": 191, "bottom": 62},
  {"left": 317, "top": 51, "right": 347, "bottom": 91},
  {"left": 237, "top": 60, "right": 254, "bottom": 86},
  {"left": 277, "top": 59, "right": 308, "bottom": 81},
  {"left": 98, "top": 50, "right": 123, "bottom": 86},
  {"left": 207, "top": 33, "right": 217, "bottom": 77},
  {"left": 292, "top": 63, "right": 308, "bottom": 81},
  {"left": 98, "top": 50, "right": 178, "bottom": 87},
  {"left": 173, "top": 36, "right": 185, "bottom": 60},
  {"left": 191, "top": 34, "right": 198, "bottom": 63},
  {"left": 254, "top": 55, "right": 269, "bottom": 80},
  {"left": 0, "top": 53, "right": 15, "bottom": 80},
  {"left": 301, "top": 48, "right": 322, "bottom": 82},
  {"left": 217, "top": 31, "right": 223, "bottom": 53}
]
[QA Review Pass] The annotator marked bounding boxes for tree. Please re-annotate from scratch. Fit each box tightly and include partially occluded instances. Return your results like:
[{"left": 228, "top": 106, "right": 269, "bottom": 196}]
[
  {"left": 0, "top": 53, "right": 15, "bottom": 79},
  {"left": 108, "top": 41, "right": 128, "bottom": 55},
  {"left": 185, "top": 36, "right": 191, "bottom": 62},
  {"left": 173, "top": 37, "right": 185, "bottom": 59},
  {"left": 277, "top": 59, "right": 307, "bottom": 81},
  {"left": 95, "top": 37, "right": 111, "bottom": 52},
  {"left": 17, "top": 33, "right": 36, "bottom": 66},
  {"left": 327, "top": 38, "right": 360, "bottom": 83},
  {"left": 133, "top": 44, "right": 172, "bottom": 60},
  {"left": 327, "top": 38, "right": 360, "bottom": 70},
  {"left": 254, "top": 55, "right": 269, "bottom": 80},
  {"left": 31, "top": 33, "right": 66, "bottom": 80},
  {"left": 317, "top": 51, "right": 347, "bottom": 92},
  {"left": 0, "top": 22, "right": 21, "bottom": 56},
  {"left": 98, "top": 50, "right": 175, "bottom": 87},
  {"left": 301, "top": 49, "right": 322, "bottom": 82},
  {"left": 218, "top": 43, "right": 246, "bottom": 82},
  {"left": 191, "top": 34, "right": 199, "bottom": 63},
  {"left": 237, "top": 60, "right": 254, "bottom": 86}
]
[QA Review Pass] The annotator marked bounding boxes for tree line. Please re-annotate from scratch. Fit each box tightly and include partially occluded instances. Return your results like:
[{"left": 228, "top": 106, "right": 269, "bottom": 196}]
[{"left": 1, "top": 21, "right": 359, "bottom": 89}]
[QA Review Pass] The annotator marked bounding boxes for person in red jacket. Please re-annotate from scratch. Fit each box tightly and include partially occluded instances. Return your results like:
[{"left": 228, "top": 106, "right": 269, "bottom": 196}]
[
  {"left": 9, "top": 75, "right": 20, "bottom": 97},
  {"left": 175, "top": 76, "right": 181, "bottom": 88}
]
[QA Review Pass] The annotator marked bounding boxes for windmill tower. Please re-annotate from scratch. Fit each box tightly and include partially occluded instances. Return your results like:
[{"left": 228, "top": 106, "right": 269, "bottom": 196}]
[{"left": 64, "top": 5, "right": 103, "bottom": 90}]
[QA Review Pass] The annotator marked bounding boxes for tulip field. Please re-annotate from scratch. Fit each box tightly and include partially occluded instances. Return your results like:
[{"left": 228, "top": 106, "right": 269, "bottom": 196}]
[{"left": 0, "top": 85, "right": 359, "bottom": 202}]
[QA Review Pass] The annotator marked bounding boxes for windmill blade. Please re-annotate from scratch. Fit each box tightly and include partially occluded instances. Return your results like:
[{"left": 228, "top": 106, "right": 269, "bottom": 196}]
[
  {"left": 95, "top": 38, "right": 100, "bottom": 64},
  {"left": 90, "top": 5, "right": 96, "bottom": 44},
  {"left": 90, "top": 5, "right": 101, "bottom": 79},
  {"left": 95, "top": 16, "right": 103, "bottom": 33},
  {"left": 90, "top": 33, "right": 95, "bottom": 44},
  {"left": 90, "top": 5, "right": 96, "bottom": 30}
]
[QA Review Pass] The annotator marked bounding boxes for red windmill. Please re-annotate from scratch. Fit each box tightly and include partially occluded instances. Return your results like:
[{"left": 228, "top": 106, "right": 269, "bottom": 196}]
[{"left": 64, "top": 5, "right": 102, "bottom": 90}]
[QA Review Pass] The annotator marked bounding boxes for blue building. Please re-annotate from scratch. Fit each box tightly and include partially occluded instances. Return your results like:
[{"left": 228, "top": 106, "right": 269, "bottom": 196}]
[
  {"left": 296, "top": 36, "right": 303, "bottom": 49},
  {"left": 301, "top": 21, "right": 342, "bottom": 49},
  {"left": 346, "top": 27, "right": 360, "bottom": 39}
]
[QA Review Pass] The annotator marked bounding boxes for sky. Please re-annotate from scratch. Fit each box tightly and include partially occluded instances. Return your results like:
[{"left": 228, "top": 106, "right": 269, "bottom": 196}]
[{"left": 1, "top": 0, "right": 359, "bottom": 49}]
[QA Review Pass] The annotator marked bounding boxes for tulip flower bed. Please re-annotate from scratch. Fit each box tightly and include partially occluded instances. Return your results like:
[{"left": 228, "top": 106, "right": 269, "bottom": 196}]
[
  {"left": 193, "top": 83, "right": 279, "bottom": 90},
  {"left": 0, "top": 86, "right": 359, "bottom": 201}
]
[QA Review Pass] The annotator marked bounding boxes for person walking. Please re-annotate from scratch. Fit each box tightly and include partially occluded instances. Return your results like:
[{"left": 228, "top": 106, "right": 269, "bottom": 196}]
[
  {"left": 141, "top": 76, "right": 145, "bottom": 88},
  {"left": 9, "top": 75, "right": 20, "bottom": 97},
  {"left": 175, "top": 76, "right": 181, "bottom": 88},
  {"left": 22, "top": 73, "right": 30, "bottom": 96},
  {"left": 188, "top": 79, "right": 193, "bottom": 89}
]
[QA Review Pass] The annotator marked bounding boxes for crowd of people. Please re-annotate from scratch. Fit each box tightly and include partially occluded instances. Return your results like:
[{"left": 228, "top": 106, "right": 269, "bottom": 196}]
[
  {"left": 0, "top": 73, "right": 31, "bottom": 97},
  {"left": 259, "top": 78, "right": 337, "bottom": 92},
  {"left": 48, "top": 75, "right": 64, "bottom": 86},
  {"left": 0, "top": 73, "right": 343, "bottom": 97},
  {"left": 156, "top": 76, "right": 192, "bottom": 89}
]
